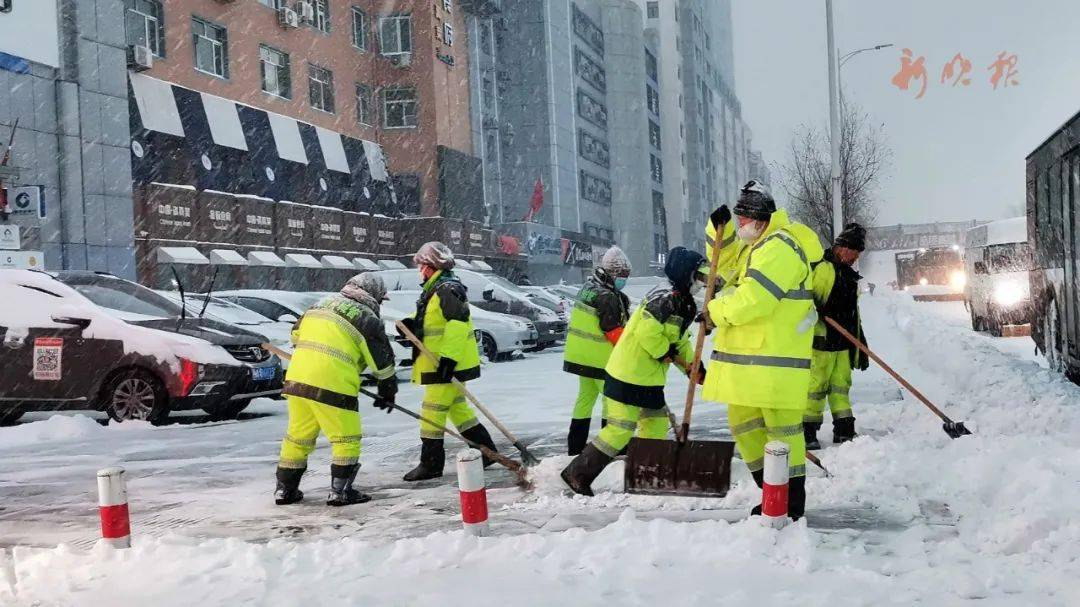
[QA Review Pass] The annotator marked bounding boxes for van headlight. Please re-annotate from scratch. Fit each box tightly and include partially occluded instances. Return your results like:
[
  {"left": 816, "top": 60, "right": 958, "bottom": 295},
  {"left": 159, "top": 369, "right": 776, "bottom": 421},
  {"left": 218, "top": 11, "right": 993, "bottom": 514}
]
[
  {"left": 949, "top": 270, "right": 966, "bottom": 290},
  {"left": 919, "top": 277, "right": 928, "bottom": 286},
  {"left": 992, "top": 282, "right": 1025, "bottom": 307}
]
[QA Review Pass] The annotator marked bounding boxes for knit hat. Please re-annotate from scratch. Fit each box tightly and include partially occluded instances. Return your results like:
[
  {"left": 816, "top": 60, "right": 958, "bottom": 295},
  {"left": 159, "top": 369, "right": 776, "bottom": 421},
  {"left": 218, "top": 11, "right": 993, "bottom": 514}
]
[
  {"left": 413, "top": 241, "right": 455, "bottom": 270},
  {"left": 834, "top": 223, "right": 867, "bottom": 252},
  {"left": 732, "top": 180, "right": 776, "bottom": 221},
  {"left": 341, "top": 272, "right": 388, "bottom": 303},
  {"left": 599, "top": 245, "right": 632, "bottom": 277}
]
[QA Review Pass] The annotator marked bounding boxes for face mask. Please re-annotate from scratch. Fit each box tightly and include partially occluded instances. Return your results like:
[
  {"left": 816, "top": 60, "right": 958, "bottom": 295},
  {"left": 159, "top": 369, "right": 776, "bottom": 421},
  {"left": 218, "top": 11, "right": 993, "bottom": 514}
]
[
  {"left": 689, "top": 280, "right": 704, "bottom": 295},
  {"left": 737, "top": 221, "right": 765, "bottom": 243},
  {"left": 614, "top": 277, "right": 627, "bottom": 290}
]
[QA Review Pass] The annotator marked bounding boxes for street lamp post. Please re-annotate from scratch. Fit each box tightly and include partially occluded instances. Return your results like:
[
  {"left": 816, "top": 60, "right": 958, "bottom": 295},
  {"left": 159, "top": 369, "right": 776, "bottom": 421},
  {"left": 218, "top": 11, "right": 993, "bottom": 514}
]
[{"left": 825, "top": 0, "right": 843, "bottom": 241}]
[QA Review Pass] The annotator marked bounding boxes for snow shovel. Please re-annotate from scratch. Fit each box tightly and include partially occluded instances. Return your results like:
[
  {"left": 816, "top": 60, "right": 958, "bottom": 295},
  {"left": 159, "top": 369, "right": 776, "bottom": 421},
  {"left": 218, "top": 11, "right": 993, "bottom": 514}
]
[
  {"left": 625, "top": 227, "right": 736, "bottom": 498},
  {"left": 357, "top": 388, "right": 532, "bottom": 489},
  {"left": 823, "top": 317, "right": 972, "bottom": 438},
  {"left": 395, "top": 320, "right": 542, "bottom": 466}
]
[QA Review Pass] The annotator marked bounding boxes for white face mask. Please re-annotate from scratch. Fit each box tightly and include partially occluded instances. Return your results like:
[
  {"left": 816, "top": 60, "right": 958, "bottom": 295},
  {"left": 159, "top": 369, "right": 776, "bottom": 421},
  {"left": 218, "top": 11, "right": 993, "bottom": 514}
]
[
  {"left": 690, "top": 280, "right": 705, "bottom": 295},
  {"left": 737, "top": 221, "right": 765, "bottom": 243}
]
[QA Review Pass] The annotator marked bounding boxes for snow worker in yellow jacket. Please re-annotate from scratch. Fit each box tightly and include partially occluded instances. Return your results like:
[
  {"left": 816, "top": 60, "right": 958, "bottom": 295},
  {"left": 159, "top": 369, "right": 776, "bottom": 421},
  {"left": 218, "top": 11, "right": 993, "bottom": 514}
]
[
  {"left": 563, "top": 245, "right": 632, "bottom": 455},
  {"left": 561, "top": 246, "right": 708, "bottom": 496},
  {"left": 701, "top": 180, "right": 824, "bottom": 520},
  {"left": 275, "top": 273, "right": 399, "bottom": 507},
  {"left": 399, "top": 242, "right": 499, "bottom": 482}
]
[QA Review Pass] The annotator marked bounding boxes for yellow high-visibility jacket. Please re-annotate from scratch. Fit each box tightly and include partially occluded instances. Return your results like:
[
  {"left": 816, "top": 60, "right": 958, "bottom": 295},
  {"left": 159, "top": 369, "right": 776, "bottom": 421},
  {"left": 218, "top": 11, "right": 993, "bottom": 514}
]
[
  {"left": 411, "top": 270, "right": 481, "bottom": 385},
  {"left": 564, "top": 271, "right": 630, "bottom": 378},
  {"left": 702, "top": 210, "right": 825, "bottom": 409},
  {"left": 283, "top": 294, "right": 396, "bottom": 411}
]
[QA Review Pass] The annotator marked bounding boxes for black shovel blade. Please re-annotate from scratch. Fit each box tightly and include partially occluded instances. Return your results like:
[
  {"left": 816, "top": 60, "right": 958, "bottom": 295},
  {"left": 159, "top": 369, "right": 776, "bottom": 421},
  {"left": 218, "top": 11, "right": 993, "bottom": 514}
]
[
  {"left": 625, "top": 437, "right": 735, "bottom": 498},
  {"left": 943, "top": 421, "right": 972, "bottom": 438}
]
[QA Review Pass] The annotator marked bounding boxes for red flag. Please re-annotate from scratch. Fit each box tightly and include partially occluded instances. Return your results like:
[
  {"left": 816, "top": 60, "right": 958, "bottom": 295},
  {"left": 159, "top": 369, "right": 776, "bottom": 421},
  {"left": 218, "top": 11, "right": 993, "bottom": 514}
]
[{"left": 523, "top": 177, "right": 544, "bottom": 222}]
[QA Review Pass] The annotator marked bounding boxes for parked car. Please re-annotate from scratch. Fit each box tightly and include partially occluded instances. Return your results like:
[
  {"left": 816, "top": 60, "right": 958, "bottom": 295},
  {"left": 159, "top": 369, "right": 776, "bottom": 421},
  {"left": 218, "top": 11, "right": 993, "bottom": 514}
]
[
  {"left": 0, "top": 270, "right": 282, "bottom": 424},
  {"left": 157, "top": 292, "right": 294, "bottom": 350},
  {"left": 963, "top": 217, "right": 1034, "bottom": 335},
  {"left": 372, "top": 269, "right": 566, "bottom": 350},
  {"left": 217, "top": 289, "right": 411, "bottom": 379},
  {"left": 520, "top": 286, "right": 569, "bottom": 321},
  {"left": 385, "top": 290, "right": 538, "bottom": 361},
  {"left": 546, "top": 284, "right": 581, "bottom": 301}
]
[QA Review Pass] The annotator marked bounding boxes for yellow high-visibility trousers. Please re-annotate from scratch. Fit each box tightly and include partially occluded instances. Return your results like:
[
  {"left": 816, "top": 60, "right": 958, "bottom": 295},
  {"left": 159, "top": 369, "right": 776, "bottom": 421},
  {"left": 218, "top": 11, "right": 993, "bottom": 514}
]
[
  {"left": 571, "top": 376, "right": 609, "bottom": 420},
  {"left": 418, "top": 382, "right": 480, "bottom": 439},
  {"left": 592, "top": 397, "right": 670, "bottom": 457},
  {"left": 805, "top": 350, "right": 854, "bottom": 423},
  {"left": 728, "top": 404, "right": 806, "bottom": 478},
  {"left": 278, "top": 395, "right": 362, "bottom": 469}
]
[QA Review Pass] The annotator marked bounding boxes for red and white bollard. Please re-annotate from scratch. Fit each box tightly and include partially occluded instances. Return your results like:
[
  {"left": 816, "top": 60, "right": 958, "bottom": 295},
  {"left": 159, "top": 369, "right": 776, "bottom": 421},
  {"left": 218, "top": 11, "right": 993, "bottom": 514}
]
[
  {"left": 761, "top": 441, "right": 790, "bottom": 528},
  {"left": 456, "top": 449, "right": 489, "bottom": 536},
  {"left": 97, "top": 467, "right": 131, "bottom": 548}
]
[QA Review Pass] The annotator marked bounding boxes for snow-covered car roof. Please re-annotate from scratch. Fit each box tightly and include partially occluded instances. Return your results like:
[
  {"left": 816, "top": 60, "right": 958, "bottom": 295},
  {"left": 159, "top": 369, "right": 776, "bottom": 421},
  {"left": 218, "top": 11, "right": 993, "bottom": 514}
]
[
  {"left": 966, "top": 217, "right": 1027, "bottom": 248},
  {"left": 216, "top": 290, "right": 328, "bottom": 315},
  {"left": 0, "top": 270, "right": 238, "bottom": 367},
  {"left": 386, "top": 290, "right": 529, "bottom": 327}
]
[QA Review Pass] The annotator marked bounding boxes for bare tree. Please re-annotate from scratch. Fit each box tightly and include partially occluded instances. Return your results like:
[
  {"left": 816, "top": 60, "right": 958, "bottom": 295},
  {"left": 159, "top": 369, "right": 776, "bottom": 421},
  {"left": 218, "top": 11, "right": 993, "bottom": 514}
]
[{"left": 778, "top": 101, "right": 891, "bottom": 241}]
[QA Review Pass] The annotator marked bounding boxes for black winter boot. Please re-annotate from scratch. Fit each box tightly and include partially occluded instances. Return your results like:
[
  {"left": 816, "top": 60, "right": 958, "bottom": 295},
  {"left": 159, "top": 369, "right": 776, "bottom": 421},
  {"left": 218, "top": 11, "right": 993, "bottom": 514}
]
[
  {"left": 403, "top": 438, "right": 446, "bottom": 481},
  {"left": 327, "top": 463, "right": 371, "bottom": 507},
  {"left": 566, "top": 418, "right": 591, "bottom": 456},
  {"left": 788, "top": 476, "right": 806, "bottom": 521},
  {"left": 750, "top": 469, "right": 764, "bottom": 516},
  {"left": 560, "top": 443, "right": 614, "bottom": 496},
  {"left": 832, "top": 417, "right": 857, "bottom": 444},
  {"left": 804, "top": 422, "right": 822, "bottom": 450},
  {"left": 460, "top": 424, "right": 499, "bottom": 467},
  {"left": 274, "top": 467, "right": 305, "bottom": 505}
]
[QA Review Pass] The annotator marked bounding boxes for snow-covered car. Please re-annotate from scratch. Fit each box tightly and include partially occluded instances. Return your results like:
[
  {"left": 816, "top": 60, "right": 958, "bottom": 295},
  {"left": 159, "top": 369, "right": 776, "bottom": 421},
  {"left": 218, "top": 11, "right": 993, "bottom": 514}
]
[
  {"left": 385, "top": 290, "right": 538, "bottom": 361},
  {"left": 546, "top": 284, "right": 581, "bottom": 301},
  {"left": 520, "top": 286, "right": 570, "bottom": 322},
  {"left": 373, "top": 269, "right": 566, "bottom": 350},
  {"left": 0, "top": 270, "right": 283, "bottom": 425},
  {"left": 217, "top": 289, "right": 411, "bottom": 379},
  {"left": 156, "top": 292, "right": 294, "bottom": 350}
]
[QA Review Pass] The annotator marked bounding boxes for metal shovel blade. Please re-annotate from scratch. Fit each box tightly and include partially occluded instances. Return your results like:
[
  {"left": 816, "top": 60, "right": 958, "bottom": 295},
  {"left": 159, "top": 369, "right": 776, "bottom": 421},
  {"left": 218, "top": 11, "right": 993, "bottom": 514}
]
[{"left": 625, "top": 438, "right": 735, "bottom": 498}]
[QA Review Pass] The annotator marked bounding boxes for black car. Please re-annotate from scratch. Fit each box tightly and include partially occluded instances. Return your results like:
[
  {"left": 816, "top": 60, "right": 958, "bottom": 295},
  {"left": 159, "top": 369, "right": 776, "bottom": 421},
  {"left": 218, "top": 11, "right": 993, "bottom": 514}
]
[{"left": 0, "top": 270, "right": 282, "bottom": 425}]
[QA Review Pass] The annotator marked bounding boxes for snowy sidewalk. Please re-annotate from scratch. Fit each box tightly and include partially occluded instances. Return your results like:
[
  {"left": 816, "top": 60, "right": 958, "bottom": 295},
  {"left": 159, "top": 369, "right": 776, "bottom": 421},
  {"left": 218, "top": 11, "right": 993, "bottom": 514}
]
[{"left": 2, "top": 294, "right": 1079, "bottom": 605}]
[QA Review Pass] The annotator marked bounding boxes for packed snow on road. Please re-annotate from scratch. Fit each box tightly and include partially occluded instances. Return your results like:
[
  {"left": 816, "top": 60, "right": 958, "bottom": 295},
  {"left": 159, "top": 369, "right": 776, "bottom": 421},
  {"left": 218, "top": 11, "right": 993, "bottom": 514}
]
[{"left": 1, "top": 293, "right": 1078, "bottom": 606}]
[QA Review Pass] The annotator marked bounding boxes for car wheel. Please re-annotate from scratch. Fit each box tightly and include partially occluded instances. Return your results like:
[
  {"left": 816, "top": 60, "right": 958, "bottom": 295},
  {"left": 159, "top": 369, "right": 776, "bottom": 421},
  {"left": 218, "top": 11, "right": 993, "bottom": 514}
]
[
  {"left": 0, "top": 409, "right": 24, "bottom": 426},
  {"left": 986, "top": 306, "right": 1003, "bottom": 337},
  {"left": 203, "top": 399, "right": 251, "bottom": 421},
  {"left": 103, "top": 369, "right": 170, "bottom": 425},
  {"left": 480, "top": 333, "right": 499, "bottom": 361}
]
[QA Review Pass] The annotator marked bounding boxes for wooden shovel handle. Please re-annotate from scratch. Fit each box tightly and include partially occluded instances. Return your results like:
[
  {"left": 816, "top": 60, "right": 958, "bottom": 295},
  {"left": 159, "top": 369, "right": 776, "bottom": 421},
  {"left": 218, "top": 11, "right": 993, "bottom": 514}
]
[
  {"left": 680, "top": 227, "right": 726, "bottom": 441},
  {"left": 822, "top": 316, "right": 953, "bottom": 423}
]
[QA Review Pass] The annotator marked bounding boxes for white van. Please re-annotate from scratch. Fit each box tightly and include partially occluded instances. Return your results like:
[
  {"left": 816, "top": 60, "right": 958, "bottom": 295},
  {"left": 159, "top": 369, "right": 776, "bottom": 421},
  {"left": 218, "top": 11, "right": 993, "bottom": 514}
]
[{"left": 964, "top": 217, "right": 1034, "bottom": 335}]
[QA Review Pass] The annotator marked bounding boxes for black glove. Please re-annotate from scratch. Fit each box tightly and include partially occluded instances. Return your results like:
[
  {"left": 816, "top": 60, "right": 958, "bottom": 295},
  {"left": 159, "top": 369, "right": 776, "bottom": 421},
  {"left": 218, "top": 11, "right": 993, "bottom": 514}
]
[
  {"left": 435, "top": 356, "right": 457, "bottom": 383},
  {"left": 373, "top": 378, "right": 398, "bottom": 414},
  {"left": 397, "top": 317, "right": 417, "bottom": 339},
  {"left": 694, "top": 311, "right": 714, "bottom": 336},
  {"left": 694, "top": 366, "right": 707, "bottom": 385},
  {"left": 659, "top": 344, "right": 680, "bottom": 362},
  {"left": 710, "top": 205, "right": 732, "bottom": 229}
]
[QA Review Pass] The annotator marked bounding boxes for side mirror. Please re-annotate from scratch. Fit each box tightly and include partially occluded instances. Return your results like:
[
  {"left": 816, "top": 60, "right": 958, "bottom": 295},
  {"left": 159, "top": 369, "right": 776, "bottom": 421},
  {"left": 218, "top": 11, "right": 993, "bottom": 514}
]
[
  {"left": 482, "top": 288, "right": 495, "bottom": 302},
  {"left": 277, "top": 313, "right": 298, "bottom": 323},
  {"left": 51, "top": 316, "right": 92, "bottom": 329},
  {"left": 973, "top": 261, "right": 988, "bottom": 275}
]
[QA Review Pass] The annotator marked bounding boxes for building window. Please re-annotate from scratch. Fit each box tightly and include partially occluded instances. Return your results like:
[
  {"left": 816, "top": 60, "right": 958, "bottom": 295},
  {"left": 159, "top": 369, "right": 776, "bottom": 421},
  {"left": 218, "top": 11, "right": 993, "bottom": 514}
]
[
  {"left": 259, "top": 45, "right": 291, "bottom": 99},
  {"left": 308, "top": 64, "right": 335, "bottom": 113},
  {"left": 645, "top": 49, "right": 658, "bottom": 81},
  {"left": 259, "top": 0, "right": 280, "bottom": 7},
  {"left": 443, "top": 0, "right": 453, "bottom": 11},
  {"left": 312, "top": 0, "right": 331, "bottom": 33},
  {"left": 192, "top": 17, "right": 228, "bottom": 78},
  {"left": 383, "top": 85, "right": 418, "bottom": 128},
  {"left": 649, "top": 121, "right": 662, "bottom": 149},
  {"left": 379, "top": 15, "right": 413, "bottom": 55},
  {"left": 647, "top": 1, "right": 659, "bottom": 18},
  {"left": 356, "top": 84, "right": 373, "bottom": 125},
  {"left": 124, "top": 0, "right": 165, "bottom": 57},
  {"left": 480, "top": 21, "right": 494, "bottom": 55},
  {"left": 443, "top": 23, "right": 454, "bottom": 46},
  {"left": 352, "top": 7, "right": 368, "bottom": 49},
  {"left": 646, "top": 87, "right": 660, "bottom": 115},
  {"left": 650, "top": 154, "right": 664, "bottom": 184}
]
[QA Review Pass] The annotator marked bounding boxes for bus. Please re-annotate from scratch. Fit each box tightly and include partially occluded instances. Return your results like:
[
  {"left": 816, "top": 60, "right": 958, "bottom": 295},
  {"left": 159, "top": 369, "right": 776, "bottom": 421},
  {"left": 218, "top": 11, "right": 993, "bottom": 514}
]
[
  {"left": 963, "top": 217, "right": 1034, "bottom": 335},
  {"left": 1027, "top": 107, "right": 1080, "bottom": 379}
]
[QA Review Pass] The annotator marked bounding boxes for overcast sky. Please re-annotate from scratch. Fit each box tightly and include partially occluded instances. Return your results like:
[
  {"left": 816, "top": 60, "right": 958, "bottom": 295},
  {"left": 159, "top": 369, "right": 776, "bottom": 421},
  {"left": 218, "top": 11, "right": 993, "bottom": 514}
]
[{"left": 731, "top": 0, "right": 1080, "bottom": 226}]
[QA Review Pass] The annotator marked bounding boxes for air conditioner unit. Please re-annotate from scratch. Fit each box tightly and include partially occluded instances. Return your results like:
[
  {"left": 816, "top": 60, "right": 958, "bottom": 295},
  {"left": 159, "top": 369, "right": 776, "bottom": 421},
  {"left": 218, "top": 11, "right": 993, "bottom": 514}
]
[
  {"left": 127, "top": 45, "right": 153, "bottom": 71},
  {"left": 390, "top": 53, "right": 413, "bottom": 68},
  {"left": 278, "top": 6, "right": 299, "bottom": 28},
  {"left": 297, "top": 1, "right": 315, "bottom": 23}
]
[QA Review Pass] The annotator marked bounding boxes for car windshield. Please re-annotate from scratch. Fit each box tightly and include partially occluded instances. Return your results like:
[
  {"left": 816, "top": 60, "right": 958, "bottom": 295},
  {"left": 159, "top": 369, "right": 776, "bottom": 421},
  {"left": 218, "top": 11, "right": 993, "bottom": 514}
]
[
  {"left": 67, "top": 278, "right": 182, "bottom": 318},
  {"left": 160, "top": 292, "right": 274, "bottom": 325},
  {"left": 988, "top": 243, "right": 1034, "bottom": 273}
]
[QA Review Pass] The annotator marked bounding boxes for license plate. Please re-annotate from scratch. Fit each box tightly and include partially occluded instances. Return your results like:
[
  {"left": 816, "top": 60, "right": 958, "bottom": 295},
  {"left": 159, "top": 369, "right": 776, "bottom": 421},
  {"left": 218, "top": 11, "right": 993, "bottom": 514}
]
[{"left": 251, "top": 366, "right": 276, "bottom": 382}]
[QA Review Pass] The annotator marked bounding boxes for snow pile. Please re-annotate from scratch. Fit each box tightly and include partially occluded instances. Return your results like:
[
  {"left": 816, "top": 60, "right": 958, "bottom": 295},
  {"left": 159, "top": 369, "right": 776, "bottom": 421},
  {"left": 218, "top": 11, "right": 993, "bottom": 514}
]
[{"left": 0, "top": 415, "right": 154, "bottom": 450}]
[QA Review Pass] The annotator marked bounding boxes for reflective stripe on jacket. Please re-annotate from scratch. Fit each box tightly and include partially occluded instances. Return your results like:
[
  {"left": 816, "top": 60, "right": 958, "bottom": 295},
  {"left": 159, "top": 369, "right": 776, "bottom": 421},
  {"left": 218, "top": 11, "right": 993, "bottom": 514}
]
[
  {"left": 411, "top": 270, "right": 481, "bottom": 385},
  {"left": 603, "top": 287, "right": 695, "bottom": 410},
  {"left": 702, "top": 210, "right": 825, "bottom": 409},
  {"left": 283, "top": 294, "right": 396, "bottom": 410},
  {"left": 564, "top": 271, "right": 630, "bottom": 378}
]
